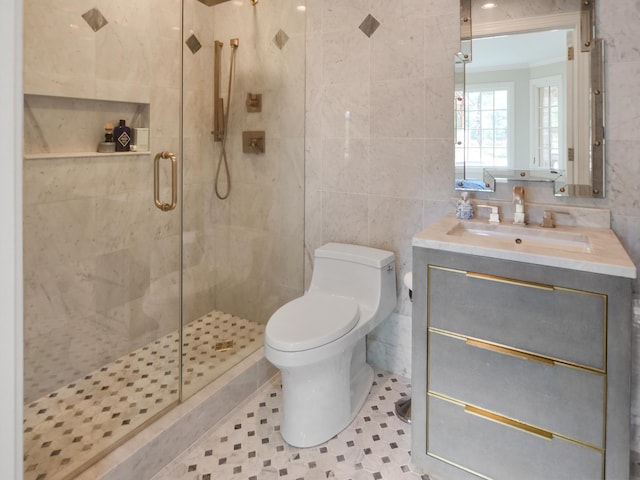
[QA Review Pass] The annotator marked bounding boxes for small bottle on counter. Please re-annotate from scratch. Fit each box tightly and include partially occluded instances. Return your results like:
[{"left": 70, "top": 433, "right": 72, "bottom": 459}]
[{"left": 114, "top": 119, "right": 131, "bottom": 152}]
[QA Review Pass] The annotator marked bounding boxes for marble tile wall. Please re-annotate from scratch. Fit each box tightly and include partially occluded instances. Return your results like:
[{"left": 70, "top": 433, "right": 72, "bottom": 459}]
[
  {"left": 195, "top": 0, "right": 306, "bottom": 325},
  {"left": 23, "top": 0, "right": 155, "bottom": 103},
  {"left": 304, "top": 0, "right": 640, "bottom": 454},
  {"left": 598, "top": 0, "right": 640, "bottom": 458},
  {"left": 304, "top": 0, "right": 458, "bottom": 376}
]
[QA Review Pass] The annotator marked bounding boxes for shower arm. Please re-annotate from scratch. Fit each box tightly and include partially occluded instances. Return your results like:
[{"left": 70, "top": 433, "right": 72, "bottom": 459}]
[{"left": 213, "top": 40, "right": 224, "bottom": 142}]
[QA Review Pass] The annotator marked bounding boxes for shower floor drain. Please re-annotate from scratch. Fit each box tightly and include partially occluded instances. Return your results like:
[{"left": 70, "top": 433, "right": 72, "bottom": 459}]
[{"left": 215, "top": 340, "right": 234, "bottom": 352}]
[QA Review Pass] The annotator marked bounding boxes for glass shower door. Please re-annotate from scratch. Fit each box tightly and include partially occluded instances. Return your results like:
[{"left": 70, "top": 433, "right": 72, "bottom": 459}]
[
  {"left": 179, "top": 0, "right": 306, "bottom": 399},
  {"left": 22, "top": 1, "right": 183, "bottom": 478}
]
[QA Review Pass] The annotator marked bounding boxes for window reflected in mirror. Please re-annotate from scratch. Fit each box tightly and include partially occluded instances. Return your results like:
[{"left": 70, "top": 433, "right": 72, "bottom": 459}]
[
  {"left": 458, "top": 28, "right": 574, "bottom": 180},
  {"left": 455, "top": 0, "right": 605, "bottom": 197}
]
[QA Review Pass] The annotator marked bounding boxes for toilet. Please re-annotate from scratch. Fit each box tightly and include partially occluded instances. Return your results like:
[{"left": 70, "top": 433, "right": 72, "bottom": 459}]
[{"left": 264, "top": 242, "right": 396, "bottom": 448}]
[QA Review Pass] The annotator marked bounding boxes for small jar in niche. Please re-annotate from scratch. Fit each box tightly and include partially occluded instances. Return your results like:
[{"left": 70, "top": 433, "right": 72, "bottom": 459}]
[{"left": 97, "top": 122, "right": 116, "bottom": 153}]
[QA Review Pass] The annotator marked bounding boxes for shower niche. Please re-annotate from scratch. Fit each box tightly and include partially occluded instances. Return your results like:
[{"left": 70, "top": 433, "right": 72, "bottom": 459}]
[{"left": 23, "top": 95, "right": 151, "bottom": 158}]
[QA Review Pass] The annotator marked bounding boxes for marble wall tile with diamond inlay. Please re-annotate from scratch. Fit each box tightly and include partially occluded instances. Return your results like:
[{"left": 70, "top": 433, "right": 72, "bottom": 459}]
[
  {"left": 81, "top": 8, "right": 108, "bottom": 32},
  {"left": 359, "top": 14, "right": 381, "bottom": 38}
]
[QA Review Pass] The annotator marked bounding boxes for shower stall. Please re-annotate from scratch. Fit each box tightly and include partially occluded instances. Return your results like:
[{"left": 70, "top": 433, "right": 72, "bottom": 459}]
[{"left": 22, "top": 1, "right": 305, "bottom": 478}]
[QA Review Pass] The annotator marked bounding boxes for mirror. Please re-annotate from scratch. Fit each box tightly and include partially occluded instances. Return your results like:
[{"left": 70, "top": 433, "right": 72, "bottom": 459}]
[{"left": 455, "top": 0, "right": 605, "bottom": 197}]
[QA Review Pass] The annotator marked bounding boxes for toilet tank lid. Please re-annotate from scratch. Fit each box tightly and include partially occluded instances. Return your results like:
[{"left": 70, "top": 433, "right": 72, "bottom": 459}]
[{"left": 315, "top": 243, "right": 394, "bottom": 268}]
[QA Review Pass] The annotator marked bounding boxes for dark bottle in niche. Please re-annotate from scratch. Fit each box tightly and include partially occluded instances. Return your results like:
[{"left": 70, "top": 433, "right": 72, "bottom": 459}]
[{"left": 114, "top": 119, "right": 131, "bottom": 152}]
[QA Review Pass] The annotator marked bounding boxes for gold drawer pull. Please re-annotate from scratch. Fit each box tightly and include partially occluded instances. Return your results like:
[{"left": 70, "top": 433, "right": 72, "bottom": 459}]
[
  {"left": 464, "top": 404, "right": 553, "bottom": 440},
  {"left": 466, "top": 272, "right": 554, "bottom": 291},
  {"left": 465, "top": 338, "right": 555, "bottom": 366}
]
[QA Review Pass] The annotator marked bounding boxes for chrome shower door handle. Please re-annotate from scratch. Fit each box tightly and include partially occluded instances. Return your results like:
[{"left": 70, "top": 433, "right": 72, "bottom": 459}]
[{"left": 154, "top": 151, "right": 177, "bottom": 212}]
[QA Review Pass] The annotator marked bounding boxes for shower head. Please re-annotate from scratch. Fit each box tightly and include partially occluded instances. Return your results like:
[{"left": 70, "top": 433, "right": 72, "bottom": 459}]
[{"left": 230, "top": 38, "right": 239, "bottom": 48}]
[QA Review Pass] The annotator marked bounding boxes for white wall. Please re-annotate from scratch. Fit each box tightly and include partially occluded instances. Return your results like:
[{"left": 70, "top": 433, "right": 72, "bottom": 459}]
[{"left": 0, "top": 0, "right": 23, "bottom": 478}]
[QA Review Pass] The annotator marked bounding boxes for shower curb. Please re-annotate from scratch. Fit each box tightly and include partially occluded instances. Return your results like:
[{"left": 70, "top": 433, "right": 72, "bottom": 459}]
[{"left": 75, "top": 348, "right": 277, "bottom": 480}]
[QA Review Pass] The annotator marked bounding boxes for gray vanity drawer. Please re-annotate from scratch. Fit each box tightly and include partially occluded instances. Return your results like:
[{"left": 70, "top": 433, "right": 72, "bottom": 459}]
[
  {"left": 428, "top": 265, "right": 606, "bottom": 370},
  {"left": 428, "top": 331, "right": 605, "bottom": 448},
  {"left": 427, "top": 394, "right": 603, "bottom": 480}
]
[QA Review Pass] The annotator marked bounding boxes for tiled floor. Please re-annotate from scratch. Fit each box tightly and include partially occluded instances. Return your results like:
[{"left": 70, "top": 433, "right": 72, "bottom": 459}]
[
  {"left": 23, "top": 311, "right": 264, "bottom": 480},
  {"left": 153, "top": 371, "right": 429, "bottom": 480}
]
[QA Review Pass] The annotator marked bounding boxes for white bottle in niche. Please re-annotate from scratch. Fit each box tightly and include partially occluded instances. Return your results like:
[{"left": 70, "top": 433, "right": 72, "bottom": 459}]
[
  {"left": 455, "top": 192, "right": 474, "bottom": 220},
  {"left": 133, "top": 128, "right": 149, "bottom": 151}
]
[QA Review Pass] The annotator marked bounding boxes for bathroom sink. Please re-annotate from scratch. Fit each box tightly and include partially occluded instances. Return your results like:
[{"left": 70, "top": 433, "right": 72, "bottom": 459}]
[
  {"left": 412, "top": 214, "right": 636, "bottom": 278},
  {"left": 446, "top": 221, "right": 591, "bottom": 253}
]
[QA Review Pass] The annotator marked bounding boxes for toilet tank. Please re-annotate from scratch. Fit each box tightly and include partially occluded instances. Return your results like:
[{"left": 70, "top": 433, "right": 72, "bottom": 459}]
[{"left": 309, "top": 243, "right": 396, "bottom": 313}]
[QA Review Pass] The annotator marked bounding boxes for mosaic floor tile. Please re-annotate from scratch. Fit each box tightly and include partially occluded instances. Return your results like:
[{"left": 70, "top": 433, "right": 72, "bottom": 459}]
[
  {"left": 153, "top": 371, "right": 430, "bottom": 480},
  {"left": 24, "top": 318, "right": 132, "bottom": 404},
  {"left": 23, "top": 311, "right": 264, "bottom": 480}
]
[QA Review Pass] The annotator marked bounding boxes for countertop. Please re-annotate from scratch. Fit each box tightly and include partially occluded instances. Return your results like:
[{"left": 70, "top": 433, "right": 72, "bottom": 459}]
[{"left": 413, "top": 214, "right": 637, "bottom": 279}]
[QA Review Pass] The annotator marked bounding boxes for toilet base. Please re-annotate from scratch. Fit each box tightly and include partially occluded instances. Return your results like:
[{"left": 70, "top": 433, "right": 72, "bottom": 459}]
[{"left": 278, "top": 338, "right": 373, "bottom": 448}]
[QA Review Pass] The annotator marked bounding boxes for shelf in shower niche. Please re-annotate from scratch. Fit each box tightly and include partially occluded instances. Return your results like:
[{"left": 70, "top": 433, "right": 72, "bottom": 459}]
[{"left": 24, "top": 151, "right": 152, "bottom": 160}]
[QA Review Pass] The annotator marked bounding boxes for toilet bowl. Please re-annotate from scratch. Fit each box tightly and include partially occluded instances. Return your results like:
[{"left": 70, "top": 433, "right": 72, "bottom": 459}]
[{"left": 264, "top": 243, "right": 396, "bottom": 447}]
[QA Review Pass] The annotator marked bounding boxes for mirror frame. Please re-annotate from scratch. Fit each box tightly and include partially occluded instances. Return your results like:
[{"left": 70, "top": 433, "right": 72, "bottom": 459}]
[{"left": 456, "top": 0, "right": 605, "bottom": 198}]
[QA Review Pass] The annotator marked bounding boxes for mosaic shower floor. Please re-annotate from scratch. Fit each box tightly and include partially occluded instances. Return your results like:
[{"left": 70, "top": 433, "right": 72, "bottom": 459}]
[
  {"left": 23, "top": 310, "right": 264, "bottom": 480},
  {"left": 153, "top": 371, "right": 428, "bottom": 480}
]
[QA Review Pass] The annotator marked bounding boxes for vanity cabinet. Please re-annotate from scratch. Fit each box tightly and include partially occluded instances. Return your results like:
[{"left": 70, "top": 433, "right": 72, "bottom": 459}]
[{"left": 411, "top": 247, "right": 633, "bottom": 480}]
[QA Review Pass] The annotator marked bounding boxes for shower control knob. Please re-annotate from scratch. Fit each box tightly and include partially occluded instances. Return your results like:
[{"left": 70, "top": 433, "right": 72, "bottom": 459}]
[
  {"left": 246, "top": 93, "right": 262, "bottom": 112},
  {"left": 242, "top": 131, "right": 266, "bottom": 154}
]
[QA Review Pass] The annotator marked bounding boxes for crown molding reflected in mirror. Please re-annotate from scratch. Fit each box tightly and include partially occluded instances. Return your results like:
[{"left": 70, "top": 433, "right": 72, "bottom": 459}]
[{"left": 454, "top": 0, "right": 605, "bottom": 198}]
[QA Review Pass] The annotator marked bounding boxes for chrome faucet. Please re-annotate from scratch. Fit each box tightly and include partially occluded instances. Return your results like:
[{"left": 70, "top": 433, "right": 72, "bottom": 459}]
[{"left": 513, "top": 186, "right": 526, "bottom": 225}]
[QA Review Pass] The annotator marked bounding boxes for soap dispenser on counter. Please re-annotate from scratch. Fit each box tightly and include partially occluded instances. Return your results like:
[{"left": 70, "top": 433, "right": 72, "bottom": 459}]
[{"left": 455, "top": 192, "right": 474, "bottom": 220}]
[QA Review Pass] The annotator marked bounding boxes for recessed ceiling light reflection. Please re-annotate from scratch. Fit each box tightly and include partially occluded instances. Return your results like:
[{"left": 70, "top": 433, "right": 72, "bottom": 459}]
[{"left": 481, "top": 2, "right": 497, "bottom": 9}]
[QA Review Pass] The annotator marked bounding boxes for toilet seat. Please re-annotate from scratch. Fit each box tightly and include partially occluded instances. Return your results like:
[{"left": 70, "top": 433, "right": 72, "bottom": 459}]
[{"left": 266, "top": 293, "right": 359, "bottom": 352}]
